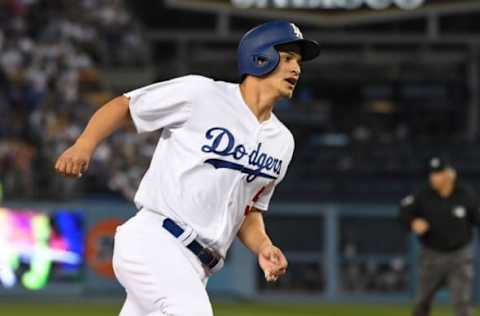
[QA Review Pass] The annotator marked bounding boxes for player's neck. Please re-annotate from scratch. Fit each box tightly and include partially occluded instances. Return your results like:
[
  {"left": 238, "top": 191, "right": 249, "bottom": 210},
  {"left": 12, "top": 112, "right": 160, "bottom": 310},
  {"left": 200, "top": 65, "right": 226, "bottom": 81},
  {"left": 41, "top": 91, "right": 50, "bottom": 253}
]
[{"left": 239, "top": 80, "right": 278, "bottom": 123}]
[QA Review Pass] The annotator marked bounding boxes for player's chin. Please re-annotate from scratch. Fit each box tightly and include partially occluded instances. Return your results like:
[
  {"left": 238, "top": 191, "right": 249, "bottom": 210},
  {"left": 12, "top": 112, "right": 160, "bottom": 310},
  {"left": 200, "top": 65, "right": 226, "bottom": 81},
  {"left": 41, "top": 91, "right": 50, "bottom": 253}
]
[{"left": 280, "top": 87, "right": 294, "bottom": 99}]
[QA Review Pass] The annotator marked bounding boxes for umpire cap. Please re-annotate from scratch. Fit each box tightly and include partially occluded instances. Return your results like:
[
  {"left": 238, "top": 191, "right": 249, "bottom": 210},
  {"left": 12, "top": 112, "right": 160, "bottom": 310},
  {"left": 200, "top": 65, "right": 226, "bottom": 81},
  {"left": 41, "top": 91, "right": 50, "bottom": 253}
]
[{"left": 428, "top": 157, "right": 453, "bottom": 173}]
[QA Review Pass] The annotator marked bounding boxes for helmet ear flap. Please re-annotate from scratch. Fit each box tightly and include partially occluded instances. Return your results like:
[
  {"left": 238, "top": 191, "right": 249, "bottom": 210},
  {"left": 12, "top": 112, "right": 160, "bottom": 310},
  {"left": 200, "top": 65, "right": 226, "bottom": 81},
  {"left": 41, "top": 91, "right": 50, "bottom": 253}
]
[{"left": 248, "top": 47, "right": 280, "bottom": 77}]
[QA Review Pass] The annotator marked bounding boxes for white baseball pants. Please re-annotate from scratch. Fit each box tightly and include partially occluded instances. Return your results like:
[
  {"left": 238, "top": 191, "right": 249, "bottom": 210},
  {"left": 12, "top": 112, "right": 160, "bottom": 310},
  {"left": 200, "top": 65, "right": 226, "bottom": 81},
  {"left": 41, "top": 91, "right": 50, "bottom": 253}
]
[{"left": 112, "top": 209, "right": 213, "bottom": 316}]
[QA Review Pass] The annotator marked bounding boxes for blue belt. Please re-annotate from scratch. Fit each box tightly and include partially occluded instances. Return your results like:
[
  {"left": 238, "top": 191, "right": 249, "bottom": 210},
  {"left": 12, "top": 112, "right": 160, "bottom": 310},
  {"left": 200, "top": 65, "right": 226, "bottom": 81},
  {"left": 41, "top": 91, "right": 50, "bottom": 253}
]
[{"left": 162, "top": 218, "right": 220, "bottom": 270}]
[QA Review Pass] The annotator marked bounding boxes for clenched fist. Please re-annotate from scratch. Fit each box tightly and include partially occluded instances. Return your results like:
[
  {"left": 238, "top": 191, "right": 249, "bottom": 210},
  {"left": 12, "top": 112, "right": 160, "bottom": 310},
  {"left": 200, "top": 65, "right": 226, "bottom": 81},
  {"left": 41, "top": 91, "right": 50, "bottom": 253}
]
[
  {"left": 411, "top": 218, "right": 430, "bottom": 236},
  {"left": 54, "top": 138, "right": 95, "bottom": 178},
  {"left": 258, "top": 244, "right": 288, "bottom": 282}
]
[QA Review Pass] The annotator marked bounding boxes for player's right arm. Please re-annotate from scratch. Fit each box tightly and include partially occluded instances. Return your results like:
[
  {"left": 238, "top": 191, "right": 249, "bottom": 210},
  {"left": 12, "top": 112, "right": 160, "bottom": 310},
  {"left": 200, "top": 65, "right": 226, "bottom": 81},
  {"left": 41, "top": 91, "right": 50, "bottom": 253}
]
[
  {"left": 54, "top": 75, "right": 205, "bottom": 178},
  {"left": 400, "top": 194, "right": 429, "bottom": 235},
  {"left": 54, "top": 96, "right": 131, "bottom": 177}
]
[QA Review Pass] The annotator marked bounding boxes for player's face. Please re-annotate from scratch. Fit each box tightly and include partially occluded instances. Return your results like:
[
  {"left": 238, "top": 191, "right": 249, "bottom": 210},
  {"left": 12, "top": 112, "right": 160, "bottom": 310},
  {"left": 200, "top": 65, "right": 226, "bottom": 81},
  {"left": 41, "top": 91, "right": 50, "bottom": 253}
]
[{"left": 267, "top": 44, "right": 302, "bottom": 98}]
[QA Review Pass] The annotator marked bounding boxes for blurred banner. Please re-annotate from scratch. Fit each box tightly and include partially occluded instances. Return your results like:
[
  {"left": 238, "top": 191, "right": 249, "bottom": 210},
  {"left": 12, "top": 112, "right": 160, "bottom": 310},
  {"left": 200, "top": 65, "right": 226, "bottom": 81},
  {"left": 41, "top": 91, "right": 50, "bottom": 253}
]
[
  {"left": 226, "top": 0, "right": 424, "bottom": 10},
  {"left": 0, "top": 208, "right": 84, "bottom": 291},
  {"left": 165, "top": 0, "right": 480, "bottom": 26},
  {"left": 0, "top": 201, "right": 131, "bottom": 296},
  {"left": 165, "top": 0, "right": 476, "bottom": 10}
]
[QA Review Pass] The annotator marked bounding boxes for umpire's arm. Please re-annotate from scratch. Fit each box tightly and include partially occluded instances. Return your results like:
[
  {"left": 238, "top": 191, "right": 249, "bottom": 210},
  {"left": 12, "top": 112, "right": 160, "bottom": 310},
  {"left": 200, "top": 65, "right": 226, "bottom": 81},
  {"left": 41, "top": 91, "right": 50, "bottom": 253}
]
[
  {"left": 400, "top": 194, "right": 429, "bottom": 235},
  {"left": 400, "top": 195, "right": 417, "bottom": 230}
]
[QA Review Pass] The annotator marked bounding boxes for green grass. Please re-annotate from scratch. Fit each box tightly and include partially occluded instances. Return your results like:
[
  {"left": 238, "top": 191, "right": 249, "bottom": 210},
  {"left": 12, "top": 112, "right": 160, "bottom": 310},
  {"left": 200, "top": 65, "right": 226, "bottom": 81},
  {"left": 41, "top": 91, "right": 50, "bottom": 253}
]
[{"left": 0, "top": 302, "right": 476, "bottom": 316}]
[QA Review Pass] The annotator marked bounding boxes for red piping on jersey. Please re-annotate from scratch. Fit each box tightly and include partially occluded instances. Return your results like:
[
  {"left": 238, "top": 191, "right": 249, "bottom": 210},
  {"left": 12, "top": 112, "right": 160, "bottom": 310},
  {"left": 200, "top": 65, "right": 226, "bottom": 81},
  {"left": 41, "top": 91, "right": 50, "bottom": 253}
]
[{"left": 245, "top": 186, "right": 266, "bottom": 216}]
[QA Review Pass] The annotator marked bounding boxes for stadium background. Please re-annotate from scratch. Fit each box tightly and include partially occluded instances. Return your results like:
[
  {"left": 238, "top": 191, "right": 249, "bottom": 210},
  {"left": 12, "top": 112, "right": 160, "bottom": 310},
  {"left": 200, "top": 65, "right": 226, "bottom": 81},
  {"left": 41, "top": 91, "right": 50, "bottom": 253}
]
[{"left": 1, "top": 0, "right": 480, "bottom": 315}]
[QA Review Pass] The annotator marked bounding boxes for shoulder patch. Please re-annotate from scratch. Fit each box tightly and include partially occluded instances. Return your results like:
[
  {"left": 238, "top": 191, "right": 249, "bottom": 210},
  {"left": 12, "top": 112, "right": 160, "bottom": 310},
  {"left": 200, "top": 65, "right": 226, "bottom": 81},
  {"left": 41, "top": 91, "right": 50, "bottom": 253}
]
[{"left": 401, "top": 195, "right": 415, "bottom": 207}]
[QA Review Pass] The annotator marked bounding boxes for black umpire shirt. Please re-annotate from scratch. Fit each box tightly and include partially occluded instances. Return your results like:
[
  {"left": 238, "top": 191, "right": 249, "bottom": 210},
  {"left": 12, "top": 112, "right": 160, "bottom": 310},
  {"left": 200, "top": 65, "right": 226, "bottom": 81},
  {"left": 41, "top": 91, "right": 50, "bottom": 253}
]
[{"left": 400, "top": 181, "right": 480, "bottom": 252}]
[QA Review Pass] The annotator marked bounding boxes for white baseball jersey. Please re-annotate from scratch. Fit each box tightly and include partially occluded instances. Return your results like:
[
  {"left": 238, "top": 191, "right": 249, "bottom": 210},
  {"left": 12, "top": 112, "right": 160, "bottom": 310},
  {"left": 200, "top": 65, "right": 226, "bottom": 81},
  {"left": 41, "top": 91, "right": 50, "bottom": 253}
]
[{"left": 124, "top": 75, "right": 294, "bottom": 257}]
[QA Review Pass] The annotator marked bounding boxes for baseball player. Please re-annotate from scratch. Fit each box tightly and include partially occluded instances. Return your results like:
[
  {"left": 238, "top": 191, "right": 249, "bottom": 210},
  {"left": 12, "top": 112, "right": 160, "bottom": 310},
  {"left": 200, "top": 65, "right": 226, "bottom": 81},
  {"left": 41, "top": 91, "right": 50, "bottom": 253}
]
[{"left": 54, "top": 21, "right": 320, "bottom": 316}]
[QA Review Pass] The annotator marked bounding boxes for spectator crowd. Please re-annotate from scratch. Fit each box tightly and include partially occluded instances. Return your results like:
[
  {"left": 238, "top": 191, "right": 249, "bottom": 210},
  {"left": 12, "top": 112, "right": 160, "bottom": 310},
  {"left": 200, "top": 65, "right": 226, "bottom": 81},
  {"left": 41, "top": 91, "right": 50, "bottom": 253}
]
[{"left": 0, "top": 0, "right": 152, "bottom": 200}]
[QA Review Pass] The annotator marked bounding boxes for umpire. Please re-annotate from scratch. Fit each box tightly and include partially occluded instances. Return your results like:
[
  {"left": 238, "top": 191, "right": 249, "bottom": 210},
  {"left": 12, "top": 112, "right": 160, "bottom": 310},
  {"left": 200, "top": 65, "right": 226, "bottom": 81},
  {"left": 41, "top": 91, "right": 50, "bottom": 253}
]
[{"left": 400, "top": 157, "right": 480, "bottom": 316}]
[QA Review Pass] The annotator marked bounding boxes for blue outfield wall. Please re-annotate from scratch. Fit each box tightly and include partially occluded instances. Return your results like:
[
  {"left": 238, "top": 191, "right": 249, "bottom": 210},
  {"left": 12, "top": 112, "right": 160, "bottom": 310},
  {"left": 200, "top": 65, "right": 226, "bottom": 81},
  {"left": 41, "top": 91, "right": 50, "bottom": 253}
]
[{"left": 0, "top": 199, "right": 479, "bottom": 303}]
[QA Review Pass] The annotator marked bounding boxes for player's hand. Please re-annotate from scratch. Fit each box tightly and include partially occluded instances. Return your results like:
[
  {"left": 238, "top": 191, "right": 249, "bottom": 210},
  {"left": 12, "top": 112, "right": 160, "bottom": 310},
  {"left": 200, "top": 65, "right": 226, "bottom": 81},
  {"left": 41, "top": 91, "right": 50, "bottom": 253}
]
[
  {"left": 54, "top": 138, "right": 95, "bottom": 178},
  {"left": 258, "top": 243, "right": 288, "bottom": 282},
  {"left": 412, "top": 218, "right": 430, "bottom": 235}
]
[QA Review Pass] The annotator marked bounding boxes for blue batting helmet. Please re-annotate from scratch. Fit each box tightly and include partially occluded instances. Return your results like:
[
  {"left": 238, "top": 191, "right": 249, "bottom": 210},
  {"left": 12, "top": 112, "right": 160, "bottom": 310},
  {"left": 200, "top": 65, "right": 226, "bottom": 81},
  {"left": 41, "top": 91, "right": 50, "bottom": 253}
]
[{"left": 238, "top": 20, "right": 320, "bottom": 78}]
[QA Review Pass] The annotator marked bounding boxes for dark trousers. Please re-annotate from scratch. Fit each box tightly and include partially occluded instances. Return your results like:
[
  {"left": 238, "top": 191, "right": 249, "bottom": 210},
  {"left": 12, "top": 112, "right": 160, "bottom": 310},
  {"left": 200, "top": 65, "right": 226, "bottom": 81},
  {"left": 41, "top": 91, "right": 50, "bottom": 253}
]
[{"left": 413, "top": 244, "right": 474, "bottom": 316}]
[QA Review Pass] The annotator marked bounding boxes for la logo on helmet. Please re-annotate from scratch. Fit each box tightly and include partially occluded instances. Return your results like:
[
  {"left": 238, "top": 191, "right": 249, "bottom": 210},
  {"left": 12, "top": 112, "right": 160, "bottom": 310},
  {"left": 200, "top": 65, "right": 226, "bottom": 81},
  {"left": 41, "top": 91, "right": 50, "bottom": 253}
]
[{"left": 290, "top": 23, "right": 303, "bottom": 39}]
